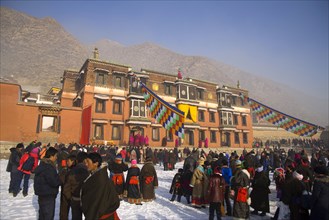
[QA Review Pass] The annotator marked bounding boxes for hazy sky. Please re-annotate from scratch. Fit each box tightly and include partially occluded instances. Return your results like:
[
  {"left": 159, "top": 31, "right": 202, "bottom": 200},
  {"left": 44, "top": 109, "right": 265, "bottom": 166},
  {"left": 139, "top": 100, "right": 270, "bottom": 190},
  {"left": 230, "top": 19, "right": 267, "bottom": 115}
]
[{"left": 1, "top": 1, "right": 328, "bottom": 101}]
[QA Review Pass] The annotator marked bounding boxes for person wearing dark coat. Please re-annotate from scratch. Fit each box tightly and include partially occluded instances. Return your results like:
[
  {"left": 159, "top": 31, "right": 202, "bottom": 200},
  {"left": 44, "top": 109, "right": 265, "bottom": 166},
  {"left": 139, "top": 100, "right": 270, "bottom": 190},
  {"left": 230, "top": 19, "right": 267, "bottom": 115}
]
[
  {"left": 163, "top": 148, "right": 169, "bottom": 171},
  {"left": 140, "top": 156, "right": 158, "bottom": 202},
  {"left": 168, "top": 150, "right": 176, "bottom": 170},
  {"left": 250, "top": 165, "right": 271, "bottom": 216},
  {"left": 181, "top": 164, "right": 193, "bottom": 204},
  {"left": 62, "top": 152, "right": 89, "bottom": 220},
  {"left": 183, "top": 154, "right": 197, "bottom": 174},
  {"left": 169, "top": 168, "right": 184, "bottom": 202},
  {"left": 34, "top": 147, "right": 61, "bottom": 220},
  {"left": 285, "top": 169, "right": 309, "bottom": 220},
  {"left": 81, "top": 152, "right": 120, "bottom": 220},
  {"left": 207, "top": 166, "right": 226, "bottom": 220},
  {"left": 296, "top": 156, "right": 314, "bottom": 191},
  {"left": 59, "top": 154, "right": 76, "bottom": 220},
  {"left": 108, "top": 154, "right": 129, "bottom": 199},
  {"left": 310, "top": 166, "right": 329, "bottom": 220},
  {"left": 6, "top": 143, "right": 24, "bottom": 196},
  {"left": 231, "top": 160, "right": 250, "bottom": 219},
  {"left": 125, "top": 159, "right": 142, "bottom": 205}
]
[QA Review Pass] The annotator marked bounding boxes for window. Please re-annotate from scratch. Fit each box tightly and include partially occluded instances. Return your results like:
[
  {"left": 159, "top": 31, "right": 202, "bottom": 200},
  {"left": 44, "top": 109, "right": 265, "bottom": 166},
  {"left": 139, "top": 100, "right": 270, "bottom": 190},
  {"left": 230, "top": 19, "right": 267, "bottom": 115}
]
[
  {"left": 243, "top": 133, "right": 248, "bottom": 144},
  {"left": 242, "top": 115, "right": 247, "bottom": 126},
  {"left": 96, "top": 72, "right": 107, "bottom": 85},
  {"left": 114, "top": 76, "right": 123, "bottom": 88},
  {"left": 96, "top": 99, "right": 106, "bottom": 113},
  {"left": 112, "top": 125, "right": 122, "bottom": 140},
  {"left": 42, "top": 116, "right": 57, "bottom": 132},
  {"left": 210, "top": 131, "right": 217, "bottom": 143},
  {"left": 167, "top": 130, "right": 173, "bottom": 142},
  {"left": 94, "top": 124, "right": 104, "bottom": 140},
  {"left": 232, "top": 96, "right": 236, "bottom": 105},
  {"left": 199, "top": 130, "right": 205, "bottom": 141},
  {"left": 113, "top": 100, "right": 122, "bottom": 114},
  {"left": 233, "top": 114, "right": 238, "bottom": 125},
  {"left": 189, "top": 86, "right": 196, "bottom": 100},
  {"left": 198, "top": 110, "right": 205, "bottom": 122},
  {"left": 152, "top": 128, "right": 160, "bottom": 141},
  {"left": 220, "top": 111, "right": 233, "bottom": 125},
  {"left": 165, "top": 84, "right": 172, "bottom": 95},
  {"left": 130, "top": 77, "right": 146, "bottom": 94},
  {"left": 130, "top": 100, "right": 146, "bottom": 117},
  {"left": 209, "top": 112, "right": 215, "bottom": 122},
  {"left": 179, "top": 85, "right": 188, "bottom": 99},
  {"left": 234, "top": 132, "right": 240, "bottom": 144},
  {"left": 197, "top": 89, "right": 204, "bottom": 100}
]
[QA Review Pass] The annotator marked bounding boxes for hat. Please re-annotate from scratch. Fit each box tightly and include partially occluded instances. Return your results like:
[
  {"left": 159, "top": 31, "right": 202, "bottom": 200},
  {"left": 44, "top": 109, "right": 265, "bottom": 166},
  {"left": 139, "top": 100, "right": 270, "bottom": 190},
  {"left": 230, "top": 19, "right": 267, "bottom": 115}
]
[
  {"left": 131, "top": 159, "right": 137, "bottom": 165},
  {"left": 314, "top": 166, "right": 328, "bottom": 176},
  {"left": 235, "top": 160, "right": 242, "bottom": 167},
  {"left": 198, "top": 157, "right": 205, "bottom": 166},
  {"left": 256, "top": 166, "right": 264, "bottom": 173},
  {"left": 16, "top": 143, "right": 24, "bottom": 149},
  {"left": 115, "top": 154, "right": 122, "bottom": 160}
]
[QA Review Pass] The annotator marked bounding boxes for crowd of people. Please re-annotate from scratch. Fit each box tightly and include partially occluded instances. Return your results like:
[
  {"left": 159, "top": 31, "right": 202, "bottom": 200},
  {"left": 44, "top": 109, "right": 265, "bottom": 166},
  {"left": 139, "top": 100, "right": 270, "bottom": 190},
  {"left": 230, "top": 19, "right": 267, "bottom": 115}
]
[{"left": 5, "top": 139, "right": 329, "bottom": 220}]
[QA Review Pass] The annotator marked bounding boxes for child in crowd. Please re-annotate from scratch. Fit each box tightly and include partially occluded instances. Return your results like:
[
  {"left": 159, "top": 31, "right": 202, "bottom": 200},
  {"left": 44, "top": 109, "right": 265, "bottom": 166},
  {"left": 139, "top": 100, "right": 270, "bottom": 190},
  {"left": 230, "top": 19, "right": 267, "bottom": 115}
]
[{"left": 169, "top": 168, "right": 184, "bottom": 202}]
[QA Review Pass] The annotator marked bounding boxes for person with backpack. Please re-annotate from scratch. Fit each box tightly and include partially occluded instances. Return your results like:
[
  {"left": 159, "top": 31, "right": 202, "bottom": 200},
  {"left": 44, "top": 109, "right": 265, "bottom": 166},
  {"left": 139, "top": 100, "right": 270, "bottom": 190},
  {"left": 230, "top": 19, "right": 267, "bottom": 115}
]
[{"left": 14, "top": 147, "right": 38, "bottom": 197}]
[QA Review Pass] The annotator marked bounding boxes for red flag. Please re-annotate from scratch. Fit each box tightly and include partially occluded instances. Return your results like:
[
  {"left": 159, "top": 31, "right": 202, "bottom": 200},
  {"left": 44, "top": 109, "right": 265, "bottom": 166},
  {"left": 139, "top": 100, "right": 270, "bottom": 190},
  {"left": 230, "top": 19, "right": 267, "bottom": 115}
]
[{"left": 80, "top": 105, "right": 92, "bottom": 145}]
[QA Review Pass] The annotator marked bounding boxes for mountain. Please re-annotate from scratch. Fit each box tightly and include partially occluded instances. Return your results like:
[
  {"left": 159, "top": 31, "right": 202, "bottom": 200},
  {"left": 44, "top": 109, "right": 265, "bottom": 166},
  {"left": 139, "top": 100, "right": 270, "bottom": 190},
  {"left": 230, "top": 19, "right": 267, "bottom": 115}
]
[{"left": 1, "top": 7, "right": 328, "bottom": 127}]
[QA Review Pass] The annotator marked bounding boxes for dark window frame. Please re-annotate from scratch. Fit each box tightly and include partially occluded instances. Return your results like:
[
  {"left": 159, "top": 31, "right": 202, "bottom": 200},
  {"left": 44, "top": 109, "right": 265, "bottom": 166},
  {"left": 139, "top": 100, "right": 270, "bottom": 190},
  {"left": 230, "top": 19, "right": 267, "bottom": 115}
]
[
  {"left": 242, "top": 115, "right": 247, "bottom": 126},
  {"left": 96, "top": 72, "right": 107, "bottom": 85},
  {"left": 198, "top": 110, "right": 205, "bottom": 122},
  {"left": 243, "top": 133, "right": 248, "bottom": 144},
  {"left": 95, "top": 99, "right": 106, "bottom": 113},
  {"left": 113, "top": 100, "right": 122, "bottom": 115},
  {"left": 234, "top": 132, "right": 240, "bottom": 144},
  {"left": 209, "top": 112, "right": 215, "bottom": 122},
  {"left": 152, "top": 127, "right": 160, "bottom": 141},
  {"left": 210, "top": 131, "right": 217, "bottom": 143},
  {"left": 112, "top": 125, "right": 122, "bottom": 140},
  {"left": 94, "top": 124, "right": 104, "bottom": 140},
  {"left": 164, "top": 84, "right": 172, "bottom": 95}
]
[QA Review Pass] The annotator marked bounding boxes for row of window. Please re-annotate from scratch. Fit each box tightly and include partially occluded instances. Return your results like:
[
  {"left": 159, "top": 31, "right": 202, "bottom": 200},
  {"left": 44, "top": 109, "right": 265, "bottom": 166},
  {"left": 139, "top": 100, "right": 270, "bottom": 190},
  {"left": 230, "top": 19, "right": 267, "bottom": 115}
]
[
  {"left": 94, "top": 124, "right": 248, "bottom": 145},
  {"left": 220, "top": 112, "right": 247, "bottom": 126},
  {"left": 95, "top": 98, "right": 248, "bottom": 127}
]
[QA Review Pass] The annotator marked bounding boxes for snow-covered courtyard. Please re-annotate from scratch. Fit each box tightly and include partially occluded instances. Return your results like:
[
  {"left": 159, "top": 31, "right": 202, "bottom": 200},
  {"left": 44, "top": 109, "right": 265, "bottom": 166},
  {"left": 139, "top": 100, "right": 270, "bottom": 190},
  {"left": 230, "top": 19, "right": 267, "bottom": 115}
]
[{"left": 0, "top": 159, "right": 277, "bottom": 219}]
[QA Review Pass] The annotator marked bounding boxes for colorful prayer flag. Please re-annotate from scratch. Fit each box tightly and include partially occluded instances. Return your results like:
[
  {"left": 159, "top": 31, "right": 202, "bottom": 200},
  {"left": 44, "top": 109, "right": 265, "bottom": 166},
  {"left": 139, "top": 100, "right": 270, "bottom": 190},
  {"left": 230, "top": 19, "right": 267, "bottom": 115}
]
[
  {"left": 248, "top": 98, "right": 323, "bottom": 137},
  {"left": 140, "top": 82, "right": 185, "bottom": 138}
]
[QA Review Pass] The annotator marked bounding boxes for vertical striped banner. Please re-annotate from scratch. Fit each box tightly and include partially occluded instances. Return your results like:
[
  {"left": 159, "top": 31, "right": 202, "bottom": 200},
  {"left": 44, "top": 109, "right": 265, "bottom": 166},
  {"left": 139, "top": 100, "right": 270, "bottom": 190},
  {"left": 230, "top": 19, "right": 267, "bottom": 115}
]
[{"left": 140, "top": 82, "right": 185, "bottom": 138}]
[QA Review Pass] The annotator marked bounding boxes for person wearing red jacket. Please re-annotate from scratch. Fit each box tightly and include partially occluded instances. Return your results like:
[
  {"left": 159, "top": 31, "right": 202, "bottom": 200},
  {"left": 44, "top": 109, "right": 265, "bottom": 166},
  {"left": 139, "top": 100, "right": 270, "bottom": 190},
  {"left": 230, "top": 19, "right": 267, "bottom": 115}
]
[{"left": 14, "top": 148, "right": 38, "bottom": 197}]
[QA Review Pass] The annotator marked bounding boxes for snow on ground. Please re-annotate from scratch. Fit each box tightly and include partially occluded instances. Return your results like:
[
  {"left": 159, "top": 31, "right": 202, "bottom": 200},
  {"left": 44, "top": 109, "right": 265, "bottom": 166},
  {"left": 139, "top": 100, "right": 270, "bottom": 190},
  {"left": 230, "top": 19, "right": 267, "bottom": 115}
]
[{"left": 0, "top": 159, "right": 277, "bottom": 219}]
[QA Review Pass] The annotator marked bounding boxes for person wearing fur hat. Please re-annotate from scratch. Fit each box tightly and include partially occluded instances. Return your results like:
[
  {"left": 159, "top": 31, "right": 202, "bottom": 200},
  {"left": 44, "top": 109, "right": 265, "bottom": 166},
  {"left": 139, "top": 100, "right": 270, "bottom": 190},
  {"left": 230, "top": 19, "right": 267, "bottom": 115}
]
[
  {"left": 140, "top": 155, "right": 158, "bottom": 202},
  {"left": 190, "top": 157, "right": 209, "bottom": 208},
  {"left": 285, "top": 169, "right": 310, "bottom": 220},
  {"left": 250, "top": 165, "right": 271, "bottom": 217},
  {"left": 231, "top": 159, "right": 251, "bottom": 219},
  {"left": 126, "top": 159, "right": 142, "bottom": 205},
  {"left": 310, "top": 165, "right": 329, "bottom": 220},
  {"left": 108, "top": 154, "right": 128, "bottom": 199}
]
